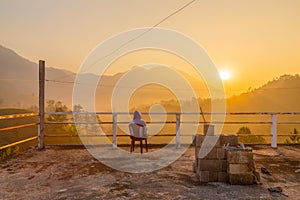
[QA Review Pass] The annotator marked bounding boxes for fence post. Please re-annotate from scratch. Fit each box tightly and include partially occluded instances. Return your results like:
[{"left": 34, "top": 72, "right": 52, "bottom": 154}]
[
  {"left": 271, "top": 113, "right": 277, "bottom": 148},
  {"left": 112, "top": 113, "right": 117, "bottom": 149},
  {"left": 38, "top": 60, "right": 45, "bottom": 150},
  {"left": 176, "top": 113, "right": 180, "bottom": 148}
]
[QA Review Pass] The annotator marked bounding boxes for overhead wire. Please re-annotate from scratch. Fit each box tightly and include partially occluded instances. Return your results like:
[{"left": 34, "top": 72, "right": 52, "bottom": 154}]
[
  {"left": 45, "top": 78, "right": 300, "bottom": 92},
  {"left": 0, "top": 78, "right": 39, "bottom": 82},
  {"left": 49, "top": 0, "right": 197, "bottom": 77},
  {"left": 83, "top": 0, "right": 197, "bottom": 72}
]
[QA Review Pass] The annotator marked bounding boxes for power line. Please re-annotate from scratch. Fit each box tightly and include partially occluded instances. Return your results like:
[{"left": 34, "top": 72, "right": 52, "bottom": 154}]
[
  {"left": 81, "top": 0, "right": 197, "bottom": 73},
  {"left": 0, "top": 78, "right": 38, "bottom": 82},
  {"left": 45, "top": 78, "right": 300, "bottom": 91},
  {"left": 45, "top": 1, "right": 197, "bottom": 82}
]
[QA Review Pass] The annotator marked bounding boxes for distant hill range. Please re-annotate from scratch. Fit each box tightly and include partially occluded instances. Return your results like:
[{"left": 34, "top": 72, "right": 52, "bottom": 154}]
[
  {"left": 0, "top": 45, "right": 299, "bottom": 112},
  {"left": 226, "top": 74, "right": 300, "bottom": 112}
]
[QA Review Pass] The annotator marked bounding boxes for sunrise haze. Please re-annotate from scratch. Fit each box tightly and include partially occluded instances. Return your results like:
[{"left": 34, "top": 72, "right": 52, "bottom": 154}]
[{"left": 0, "top": 0, "right": 299, "bottom": 96}]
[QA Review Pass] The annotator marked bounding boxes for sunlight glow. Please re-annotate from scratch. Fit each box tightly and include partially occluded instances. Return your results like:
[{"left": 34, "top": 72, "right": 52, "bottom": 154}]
[{"left": 219, "top": 70, "right": 231, "bottom": 80}]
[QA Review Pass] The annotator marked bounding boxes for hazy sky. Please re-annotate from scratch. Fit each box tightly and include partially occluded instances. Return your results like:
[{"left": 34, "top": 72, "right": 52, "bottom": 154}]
[{"left": 1, "top": 0, "right": 299, "bottom": 95}]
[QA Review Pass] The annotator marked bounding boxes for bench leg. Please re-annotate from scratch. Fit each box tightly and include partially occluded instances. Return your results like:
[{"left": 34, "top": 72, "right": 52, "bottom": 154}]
[
  {"left": 145, "top": 139, "right": 148, "bottom": 152},
  {"left": 130, "top": 140, "right": 135, "bottom": 152}
]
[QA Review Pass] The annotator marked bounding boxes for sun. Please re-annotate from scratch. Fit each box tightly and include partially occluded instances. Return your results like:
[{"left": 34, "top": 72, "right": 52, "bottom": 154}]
[{"left": 219, "top": 70, "right": 231, "bottom": 80}]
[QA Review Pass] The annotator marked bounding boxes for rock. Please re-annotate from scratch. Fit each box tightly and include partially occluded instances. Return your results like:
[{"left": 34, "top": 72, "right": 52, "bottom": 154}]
[
  {"left": 260, "top": 167, "right": 271, "bottom": 175},
  {"left": 268, "top": 186, "right": 282, "bottom": 193},
  {"left": 268, "top": 186, "right": 289, "bottom": 197}
]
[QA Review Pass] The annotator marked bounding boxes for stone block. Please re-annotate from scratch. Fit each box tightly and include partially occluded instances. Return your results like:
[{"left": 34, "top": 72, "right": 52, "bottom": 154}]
[
  {"left": 227, "top": 150, "right": 253, "bottom": 164},
  {"left": 228, "top": 173, "right": 255, "bottom": 185},
  {"left": 220, "top": 135, "right": 238, "bottom": 146},
  {"left": 228, "top": 163, "right": 254, "bottom": 174},
  {"left": 218, "top": 172, "right": 228, "bottom": 182}
]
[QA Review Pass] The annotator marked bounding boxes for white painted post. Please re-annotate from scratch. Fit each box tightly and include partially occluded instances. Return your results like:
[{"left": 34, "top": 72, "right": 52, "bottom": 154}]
[
  {"left": 176, "top": 113, "right": 180, "bottom": 148},
  {"left": 112, "top": 113, "right": 117, "bottom": 149},
  {"left": 271, "top": 114, "right": 277, "bottom": 148}
]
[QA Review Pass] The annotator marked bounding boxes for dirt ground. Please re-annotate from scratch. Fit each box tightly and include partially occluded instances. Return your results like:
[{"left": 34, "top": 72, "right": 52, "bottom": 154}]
[{"left": 0, "top": 144, "right": 299, "bottom": 200}]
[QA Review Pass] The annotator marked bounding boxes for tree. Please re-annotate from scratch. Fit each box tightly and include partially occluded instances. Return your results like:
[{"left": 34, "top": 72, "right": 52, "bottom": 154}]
[
  {"left": 237, "top": 126, "right": 251, "bottom": 135},
  {"left": 45, "top": 100, "right": 76, "bottom": 136},
  {"left": 46, "top": 100, "right": 69, "bottom": 122},
  {"left": 285, "top": 128, "right": 300, "bottom": 144},
  {"left": 237, "top": 126, "right": 266, "bottom": 144}
]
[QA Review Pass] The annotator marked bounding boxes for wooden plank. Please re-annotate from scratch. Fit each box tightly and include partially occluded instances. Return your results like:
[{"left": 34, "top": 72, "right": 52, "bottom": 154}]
[{"left": 38, "top": 60, "right": 45, "bottom": 150}]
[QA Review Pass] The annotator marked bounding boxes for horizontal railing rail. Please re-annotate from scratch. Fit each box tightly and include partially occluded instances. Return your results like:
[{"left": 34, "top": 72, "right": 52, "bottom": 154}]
[
  {"left": 0, "top": 113, "right": 38, "bottom": 151},
  {"left": 43, "top": 111, "right": 300, "bottom": 148},
  {"left": 1, "top": 111, "right": 299, "bottom": 150}
]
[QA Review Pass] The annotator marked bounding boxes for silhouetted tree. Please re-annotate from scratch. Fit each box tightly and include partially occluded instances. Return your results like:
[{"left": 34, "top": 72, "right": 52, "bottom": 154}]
[
  {"left": 237, "top": 126, "right": 266, "bottom": 144},
  {"left": 45, "top": 100, "right": 76, "bottom": 136},
  {"left": 285, "top": 128, "right": 300, "bottom": 144}
]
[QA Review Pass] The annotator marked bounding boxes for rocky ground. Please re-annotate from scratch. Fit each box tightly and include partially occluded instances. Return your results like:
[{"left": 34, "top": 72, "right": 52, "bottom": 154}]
[{"left": 0, "top": 144, "right": 299, "bottom": 200}]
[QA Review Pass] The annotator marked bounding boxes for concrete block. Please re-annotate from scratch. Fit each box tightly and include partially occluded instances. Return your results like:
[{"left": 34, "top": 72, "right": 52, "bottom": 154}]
[
  {"left": 227, "top": 150, "right": 253, "bottom": 164},
  {"left": 228, "top": 163, "right": 254, "bottom": 174},
  {"left": 193, "top": 161, "right": 196, "bottom": 173},
  {"left": 209, "top": 171, "right": 218, "bottom": 182},
  {"left": 195, "top": 135, "right": 205, "bottom": 147},
  {"left": 221, "top": 160, "right": 227, "bottom": 172},
  {"left": 195, "top": 146, "right": 199, "bottom": 158},
  {"left": 196, "top": 147, "right": 217, "bottom": 159},
  {"left": 218, "top": 172, "right": 228, "bottom": 182},
  {"left": 204, "top": 124, "right": 214, "bottom": 135},
  {"left": 253, "top": 170, "right": 261, "bottom": 183},
  {"left": 195, "top": 135, "right": 222, "bottom": 148},
  {"left": 198, "top": 159, "right": 225, "bottom": 172},
  {"left": 220, "top": 135, "right": 238, "bottom": 146},
  {"left": 228, "top": 173, "right": 254, "bottom": 185},
  {"left": 197, "top": 171, "right": 209, "bottom": 183},
  {"left": 201, "top": 136, "right": 221, "bottom": 148},
  {"left": 217, "top": 147, "right": 226, "bottom": 160}
]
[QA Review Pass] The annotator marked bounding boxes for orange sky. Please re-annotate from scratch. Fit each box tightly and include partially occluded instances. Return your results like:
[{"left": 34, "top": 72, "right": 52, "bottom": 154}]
[{"left": 0, "top": 0, "right": 299, "bottom": 96}]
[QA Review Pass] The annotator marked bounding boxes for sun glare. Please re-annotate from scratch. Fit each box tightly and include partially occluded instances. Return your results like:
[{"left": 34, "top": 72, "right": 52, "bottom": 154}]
[{"left": 219, "top": 70, "right": 231, "bottom": 81}]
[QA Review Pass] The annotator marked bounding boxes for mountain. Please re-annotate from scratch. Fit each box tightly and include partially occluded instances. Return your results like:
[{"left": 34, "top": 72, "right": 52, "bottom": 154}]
[
  {"left": 226, "top": 74, "right": 300, "bottom": 112},
  {"left": 0, "top": 45, "right": 203, "bottom": 111},
  {"left": 0, "top": 45, "right": 72, "bottom": 109},
  {"left": 1, "top": 45, "right": 299, "bottom": 113}
]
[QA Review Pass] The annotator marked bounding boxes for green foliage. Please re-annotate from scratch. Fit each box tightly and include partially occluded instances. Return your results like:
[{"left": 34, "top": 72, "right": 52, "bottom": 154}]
[
  {"left": 45, "top": 100, "right": 77, "bottom": 136},
  {"left": 236, "top": 126, "right": 252, "bottom": 135},
  {"left": 0, "top": 146, "right": 19, "bottom": 160},
  {"left": 285, "top": 128, "right": 300, "bottom": 144},
  {"left": 237, "top": 126, "right": 266, "bottom": 144}
]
